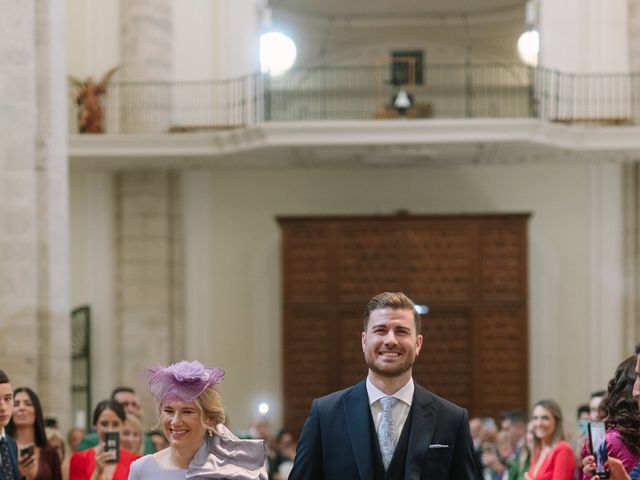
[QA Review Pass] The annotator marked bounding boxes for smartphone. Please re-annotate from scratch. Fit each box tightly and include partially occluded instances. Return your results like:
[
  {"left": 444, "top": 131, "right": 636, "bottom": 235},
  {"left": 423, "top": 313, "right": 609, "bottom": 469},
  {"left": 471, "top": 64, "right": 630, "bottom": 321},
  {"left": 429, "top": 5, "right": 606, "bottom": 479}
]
[
  {"left": 19, "top": 444, "right": 34, "bottom": 459},
  {"left": 104, "top": 431, "right": 120, "bottom": 464},
  {"left": 588, "top": 421, "right": 609, "bottom": 479}
]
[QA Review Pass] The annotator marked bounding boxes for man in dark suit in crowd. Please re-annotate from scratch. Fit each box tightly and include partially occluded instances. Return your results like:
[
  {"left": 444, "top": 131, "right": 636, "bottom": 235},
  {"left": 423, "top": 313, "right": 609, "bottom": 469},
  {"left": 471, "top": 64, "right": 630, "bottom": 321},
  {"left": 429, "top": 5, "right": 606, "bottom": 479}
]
[
  {"left": 0, "top": 369, "right": 20, "bottom": 480},
  {"left": 289, "top": 291, "right": 478, "bottom": 480}
]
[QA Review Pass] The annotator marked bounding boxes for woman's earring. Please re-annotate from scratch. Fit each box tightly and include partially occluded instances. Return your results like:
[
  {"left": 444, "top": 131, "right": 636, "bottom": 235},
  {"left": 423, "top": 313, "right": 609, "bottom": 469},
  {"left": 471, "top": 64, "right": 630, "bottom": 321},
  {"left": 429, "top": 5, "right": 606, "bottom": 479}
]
[{"left": 207, "top": 426, "right": 214, "bottom": 437}]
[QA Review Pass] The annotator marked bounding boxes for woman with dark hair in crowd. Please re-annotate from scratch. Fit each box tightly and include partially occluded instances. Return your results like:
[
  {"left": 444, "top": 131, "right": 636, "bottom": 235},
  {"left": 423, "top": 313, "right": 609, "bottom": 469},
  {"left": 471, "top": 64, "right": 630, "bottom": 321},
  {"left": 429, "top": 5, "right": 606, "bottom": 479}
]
[
  {"left": 524, "top": 399, "right": 575, "bottom": 480},
  {"left": 581, "top": 355, "right": 640, "bottom": 480},
  {"left": 6, "top": 387, "right": 62, "bottom": 480},
  {"left": 69, "top": 400, "right": 139, "bottom": 480}
]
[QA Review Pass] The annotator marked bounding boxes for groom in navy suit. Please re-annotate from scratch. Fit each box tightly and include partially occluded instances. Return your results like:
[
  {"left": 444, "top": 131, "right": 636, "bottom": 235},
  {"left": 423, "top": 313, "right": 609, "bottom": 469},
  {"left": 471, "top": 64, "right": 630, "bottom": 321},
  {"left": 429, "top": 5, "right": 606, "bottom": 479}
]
[
  {"left": 0, "top": 369, "right": 20, "bottom": 480},
  {"left": 289, "top": 292, "right": 478, "bottom": 479}
]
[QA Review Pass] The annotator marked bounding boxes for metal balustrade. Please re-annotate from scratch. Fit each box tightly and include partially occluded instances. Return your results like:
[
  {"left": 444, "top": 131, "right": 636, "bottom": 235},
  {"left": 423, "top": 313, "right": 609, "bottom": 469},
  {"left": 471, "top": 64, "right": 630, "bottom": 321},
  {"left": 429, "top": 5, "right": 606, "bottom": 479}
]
[{"left": 67, "top": 64, "right": 640, "bottom": 134}]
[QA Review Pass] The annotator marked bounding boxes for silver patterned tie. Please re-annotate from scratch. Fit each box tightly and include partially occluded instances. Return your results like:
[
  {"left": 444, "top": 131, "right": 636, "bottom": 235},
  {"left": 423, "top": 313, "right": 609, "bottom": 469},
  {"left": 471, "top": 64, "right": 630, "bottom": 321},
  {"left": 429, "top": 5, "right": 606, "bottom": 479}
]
[{"left": 378, "top": 396, "right": 398, "bottom": 470}]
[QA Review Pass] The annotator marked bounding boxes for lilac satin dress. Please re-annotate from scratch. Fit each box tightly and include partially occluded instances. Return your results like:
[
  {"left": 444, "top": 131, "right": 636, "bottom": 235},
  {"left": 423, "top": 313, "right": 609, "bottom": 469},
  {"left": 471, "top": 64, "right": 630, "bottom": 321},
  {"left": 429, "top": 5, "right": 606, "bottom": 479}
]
[
  {"left": 128, "top": 455, "right": 185, "bottom": 479},
  {"left": 128, "top": 424, "right": 266, "bottom": 480}
]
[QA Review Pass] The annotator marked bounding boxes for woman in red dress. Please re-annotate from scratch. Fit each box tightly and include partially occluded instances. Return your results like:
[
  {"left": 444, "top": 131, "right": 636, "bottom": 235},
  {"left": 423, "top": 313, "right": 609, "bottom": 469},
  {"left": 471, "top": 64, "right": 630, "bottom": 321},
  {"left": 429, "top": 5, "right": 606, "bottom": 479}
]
[
  {"left": 525, "top": 399, "right": 576, "bottom": 480},
  {"left": 69, "top": 400, "right": 139, "bottom": 480}
]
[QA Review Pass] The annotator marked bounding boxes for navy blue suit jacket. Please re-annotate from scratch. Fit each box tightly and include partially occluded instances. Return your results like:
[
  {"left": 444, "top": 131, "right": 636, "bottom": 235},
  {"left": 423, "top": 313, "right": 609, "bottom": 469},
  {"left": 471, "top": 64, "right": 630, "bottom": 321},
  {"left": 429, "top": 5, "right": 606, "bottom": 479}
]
[
  {"left": 289, "top": 380, "right": 478, "bottom": 480},
  {"left": 3, "top": 434, "right": 20, "bottom": 480}
]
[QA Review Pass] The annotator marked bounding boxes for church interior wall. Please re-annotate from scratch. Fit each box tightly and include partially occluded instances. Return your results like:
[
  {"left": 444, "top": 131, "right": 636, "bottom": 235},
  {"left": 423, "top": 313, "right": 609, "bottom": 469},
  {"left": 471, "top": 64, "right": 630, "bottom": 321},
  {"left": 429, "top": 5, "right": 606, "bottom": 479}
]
[{"left": 68, "top": 159, "right": 612, "bottom": 432}]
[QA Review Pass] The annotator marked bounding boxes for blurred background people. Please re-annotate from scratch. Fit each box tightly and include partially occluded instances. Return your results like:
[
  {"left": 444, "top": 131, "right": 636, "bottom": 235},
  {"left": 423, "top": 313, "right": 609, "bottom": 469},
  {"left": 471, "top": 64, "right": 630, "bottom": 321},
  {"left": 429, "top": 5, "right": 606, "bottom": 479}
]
[
  {"left": 580, "top": 355, "right": 640, "bottom": 480},
  {"left": 121, "top": 415, "right": 143, "bottom": 455},
  {"left": 146, "top": 430, "right": 168, "bottom": 453},
  {"left": 271, "top": 429, "right": 297, "bottom": 480},
  {"left": 45, "top": 428, "right": 65, "bottom": 462},
  {"left": 77, "top": 388, "right": 154, "bottom": 455},
  {"left": 66, "top": 428, "right": 85, "bottom": 455},
  {"left": 69, "top": 400, "right": 139, "bottom": 480},
  {"left": 524, "top": 399, "right": 575, "bottom": 480},
  {"left": 589, "top": 391, "right": 606, "bottom": 422},
  {"left": 7, "top": 387, "right": 62, "bottom": 480}
]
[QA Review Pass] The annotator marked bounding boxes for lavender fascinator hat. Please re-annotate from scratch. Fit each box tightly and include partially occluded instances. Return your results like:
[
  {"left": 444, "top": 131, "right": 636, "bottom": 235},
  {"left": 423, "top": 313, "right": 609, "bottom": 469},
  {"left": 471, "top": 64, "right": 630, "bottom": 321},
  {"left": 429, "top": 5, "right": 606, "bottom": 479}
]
[{"left": 148, "top": 360, "right": 225, "bottom": 403}]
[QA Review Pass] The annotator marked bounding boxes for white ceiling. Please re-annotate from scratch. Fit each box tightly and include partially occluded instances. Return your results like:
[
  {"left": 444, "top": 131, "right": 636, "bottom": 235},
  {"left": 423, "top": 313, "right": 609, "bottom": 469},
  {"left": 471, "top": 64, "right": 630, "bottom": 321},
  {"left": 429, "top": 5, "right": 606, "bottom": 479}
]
[
  {"left": 270, "top": 0, "right": 523, "bottom": 19},
  {"left": 269, "top": 0, "right": 526, "bottom": 65}
]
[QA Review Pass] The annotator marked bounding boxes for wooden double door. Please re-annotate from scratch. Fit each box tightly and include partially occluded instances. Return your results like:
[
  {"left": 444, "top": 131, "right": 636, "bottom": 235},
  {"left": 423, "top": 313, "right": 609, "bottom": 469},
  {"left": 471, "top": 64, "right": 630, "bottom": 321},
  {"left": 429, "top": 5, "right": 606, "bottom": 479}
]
[{"left": 278, "top": 214, "right": 529, "bottom": 436}]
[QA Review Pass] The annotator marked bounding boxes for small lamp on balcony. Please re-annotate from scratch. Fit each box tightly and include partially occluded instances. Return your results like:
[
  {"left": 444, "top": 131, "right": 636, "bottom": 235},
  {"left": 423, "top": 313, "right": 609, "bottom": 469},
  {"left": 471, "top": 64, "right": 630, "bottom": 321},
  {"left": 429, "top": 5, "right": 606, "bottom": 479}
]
[{"left": 393, "top": 90, "right": 413, "bottom": 116}]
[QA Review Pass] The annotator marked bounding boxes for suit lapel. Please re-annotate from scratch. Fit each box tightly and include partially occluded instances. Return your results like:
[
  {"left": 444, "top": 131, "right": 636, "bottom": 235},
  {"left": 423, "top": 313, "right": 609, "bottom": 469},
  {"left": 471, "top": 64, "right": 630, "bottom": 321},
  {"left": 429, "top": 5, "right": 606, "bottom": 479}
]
[
  {"left": 405, "top": 383, "right": 437, "bottom": 479},
  {"left": 344, "top": 380, "right": 374, "bottom": 480}
]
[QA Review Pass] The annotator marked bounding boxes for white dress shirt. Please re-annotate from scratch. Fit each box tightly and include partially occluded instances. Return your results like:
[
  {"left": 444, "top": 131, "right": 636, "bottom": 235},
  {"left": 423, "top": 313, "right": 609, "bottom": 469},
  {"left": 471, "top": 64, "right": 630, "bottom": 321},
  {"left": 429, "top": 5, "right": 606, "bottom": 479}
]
[{"left": 366, "top": 377, "right": 414, "bottom": 447}]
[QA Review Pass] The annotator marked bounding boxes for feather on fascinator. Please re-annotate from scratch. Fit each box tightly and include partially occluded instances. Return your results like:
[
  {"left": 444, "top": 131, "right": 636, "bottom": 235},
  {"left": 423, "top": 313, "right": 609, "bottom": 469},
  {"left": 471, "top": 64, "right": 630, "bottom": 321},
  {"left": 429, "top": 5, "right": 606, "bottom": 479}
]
[{"left": 148, "top": 360, "right": 225, "bottom": 403}]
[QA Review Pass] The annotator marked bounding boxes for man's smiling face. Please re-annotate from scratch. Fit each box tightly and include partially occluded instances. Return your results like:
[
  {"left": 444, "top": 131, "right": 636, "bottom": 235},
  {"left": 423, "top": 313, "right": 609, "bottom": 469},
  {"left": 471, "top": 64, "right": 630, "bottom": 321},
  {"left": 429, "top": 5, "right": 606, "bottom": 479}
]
[{"left": 362, "top": 307, "right": 423, "bottom": 382}]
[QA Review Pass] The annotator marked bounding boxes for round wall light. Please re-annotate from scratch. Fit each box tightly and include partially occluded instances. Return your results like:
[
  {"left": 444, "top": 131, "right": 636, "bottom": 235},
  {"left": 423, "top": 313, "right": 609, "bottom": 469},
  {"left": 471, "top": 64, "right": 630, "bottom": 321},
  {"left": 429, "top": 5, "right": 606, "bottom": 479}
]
[
  {"left": 517, "top": 29, "right": 540, "bottom": 67},
  {"left": 260, "top": 32, "right": 297, "bottom": 75}
]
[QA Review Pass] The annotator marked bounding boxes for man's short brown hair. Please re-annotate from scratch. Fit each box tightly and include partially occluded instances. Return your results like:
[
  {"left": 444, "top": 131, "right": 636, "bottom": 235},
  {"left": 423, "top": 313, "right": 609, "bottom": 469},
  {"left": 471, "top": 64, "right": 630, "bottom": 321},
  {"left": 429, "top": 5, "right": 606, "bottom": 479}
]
[{"left": 363, "top": 292, "right": 421, "bottom": 333}]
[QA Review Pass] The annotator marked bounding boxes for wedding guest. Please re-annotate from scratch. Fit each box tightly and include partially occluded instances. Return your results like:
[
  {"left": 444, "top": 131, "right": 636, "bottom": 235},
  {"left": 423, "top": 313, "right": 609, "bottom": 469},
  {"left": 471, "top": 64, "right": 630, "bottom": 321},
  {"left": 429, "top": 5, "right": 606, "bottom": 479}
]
[
  {"left": 6, "top": 387, "right": 61, "bottom": 480},
  {"left": 121, "top": 416, "right": 143, "bottom": 455},
  {"left": 0, "top": 369, "right": 20, "bottom": 480},
  {"left": 128, "top": 360, "right": 267, "bottom": 479},
  {"left": 524, "top": 399, "right": 575, "bottom": 480},
  {"left": 69, "top": 400, "right": 139, "bottom": 480}
]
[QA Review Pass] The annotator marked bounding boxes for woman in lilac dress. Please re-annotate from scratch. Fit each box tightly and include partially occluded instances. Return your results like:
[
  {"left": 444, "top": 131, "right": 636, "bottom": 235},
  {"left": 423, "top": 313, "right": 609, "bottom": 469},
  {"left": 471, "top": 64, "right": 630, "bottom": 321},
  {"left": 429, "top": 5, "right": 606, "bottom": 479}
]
[
  {"left": 580, "top": 355, "right": 640, "bottom": 480},
  {"left": 128, "top": 360, "right": 267, "bottom": 479}
]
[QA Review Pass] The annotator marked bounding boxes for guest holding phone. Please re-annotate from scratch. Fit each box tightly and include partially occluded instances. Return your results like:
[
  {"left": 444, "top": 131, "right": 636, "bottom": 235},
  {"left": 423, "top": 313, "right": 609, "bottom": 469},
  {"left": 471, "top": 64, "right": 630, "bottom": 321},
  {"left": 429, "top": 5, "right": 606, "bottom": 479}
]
[
  {"left": 6, "top": 387, "right": 61, "bottom": 480},
  {"left": 69, "top": 400, "right": 139, "bottom": 480},
  {"left": 128, "top": 360, "right": 267, "bottom": 479},
  {"left": 581, "top": 356, "right": 640, "bottom": 480},
  {"left": 524, "top": 399, "right": 575, "bottom": 480}
]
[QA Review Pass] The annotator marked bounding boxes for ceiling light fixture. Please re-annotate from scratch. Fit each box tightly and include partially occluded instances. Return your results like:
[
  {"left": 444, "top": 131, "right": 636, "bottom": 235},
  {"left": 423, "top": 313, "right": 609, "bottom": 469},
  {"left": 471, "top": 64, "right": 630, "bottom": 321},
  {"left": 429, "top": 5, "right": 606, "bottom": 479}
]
[
  {"left": 517, "top": 0, "right": 539, "bottom": 67},
  {"left": 260, "top": 32, "right": 297, "bottom": 75}
]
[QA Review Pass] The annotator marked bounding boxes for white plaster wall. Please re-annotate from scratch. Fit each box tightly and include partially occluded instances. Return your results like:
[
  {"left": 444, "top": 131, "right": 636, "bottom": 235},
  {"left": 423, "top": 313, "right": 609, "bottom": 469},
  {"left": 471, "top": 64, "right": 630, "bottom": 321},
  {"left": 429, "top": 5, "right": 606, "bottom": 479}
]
[
  {"left": 540, "top": 0, "right": 629, "bottom": 73},
  {"left": 65, "top": 0, "right": 119, "bottom": 78},
  {"left": 69, "top": 171, "right": 116, "bottom": 408},
  {"left": 187, "top": 162, "right": 596, "bottom": 431},
  {"left": 68, "top": 159, "right": 627, "bottom": 432}
]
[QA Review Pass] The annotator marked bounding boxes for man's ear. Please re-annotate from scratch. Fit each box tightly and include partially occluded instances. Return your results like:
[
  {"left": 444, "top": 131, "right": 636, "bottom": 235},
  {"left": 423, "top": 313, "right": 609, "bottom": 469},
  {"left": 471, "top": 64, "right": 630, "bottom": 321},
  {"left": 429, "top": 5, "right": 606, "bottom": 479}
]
[
  {"left": 415, "top": 335, "right": 423, "bottom": 355},
  {"left": 361, "top": 331, "right": 367, "bottom": 353}
]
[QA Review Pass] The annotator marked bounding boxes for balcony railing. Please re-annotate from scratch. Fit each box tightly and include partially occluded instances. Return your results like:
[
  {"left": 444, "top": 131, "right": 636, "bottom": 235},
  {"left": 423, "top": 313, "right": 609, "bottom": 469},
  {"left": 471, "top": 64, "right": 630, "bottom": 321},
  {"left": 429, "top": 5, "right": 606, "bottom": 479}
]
[{"left": 67, "top": 64, "right": 640, "bottom": 134}]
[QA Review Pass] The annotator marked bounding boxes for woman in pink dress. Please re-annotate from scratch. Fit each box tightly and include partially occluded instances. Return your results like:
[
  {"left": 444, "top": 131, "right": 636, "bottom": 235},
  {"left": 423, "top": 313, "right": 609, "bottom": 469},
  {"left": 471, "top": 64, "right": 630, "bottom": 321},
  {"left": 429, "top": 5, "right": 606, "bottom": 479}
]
[
  {"left": 581, "top": 355, "right": 640, "bottom": 480},
  {"left": 524, "top": 399, "right": 575, "bottom": 480}
]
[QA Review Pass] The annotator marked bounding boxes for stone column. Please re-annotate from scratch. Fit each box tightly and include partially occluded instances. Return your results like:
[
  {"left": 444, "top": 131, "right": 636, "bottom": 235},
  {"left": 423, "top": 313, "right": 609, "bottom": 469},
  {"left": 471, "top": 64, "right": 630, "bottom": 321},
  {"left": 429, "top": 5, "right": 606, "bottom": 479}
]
[
  {"left": 0, "top": 0, "right": 70, "bottom": 429},
  {"left": 35, "top": 0, "right": 72, "bottom": 430},
  {"left": 120, "top": 0, "right": 173, "bottom": 132},
  {"left": 623, "top": 163, "right": 640, "bottom": 353},
  {"left": 179, "top": 171, "right": 214, "bottom": 361},
  {"left": 589, "top": 164, "right": 625, "bottom": 387},
  {"left": 629, "top": 0, "right": 640, "bottom": 71},
  {"left": 115, "top": 171, "right": 183, "bottom": 426}
]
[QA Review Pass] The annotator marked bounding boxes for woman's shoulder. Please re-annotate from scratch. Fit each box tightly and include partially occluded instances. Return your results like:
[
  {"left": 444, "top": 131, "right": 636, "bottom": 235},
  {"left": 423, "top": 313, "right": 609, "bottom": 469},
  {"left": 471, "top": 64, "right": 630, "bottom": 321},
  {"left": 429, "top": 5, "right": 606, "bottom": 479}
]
[
  {"left": 120, "top": 448, "right": 142, "bottom": 462},
  {"left": 130, "top": 454, "right": 155, "bottom": 469},
  {"left": 130, "top": 453, "right": 186, "bottom": 478},
  {"left": 71, "top": 448, "right": 95, "bottom": 461},
  {"left": 552, "top": 441, "right": 576, "bottom": 459}
]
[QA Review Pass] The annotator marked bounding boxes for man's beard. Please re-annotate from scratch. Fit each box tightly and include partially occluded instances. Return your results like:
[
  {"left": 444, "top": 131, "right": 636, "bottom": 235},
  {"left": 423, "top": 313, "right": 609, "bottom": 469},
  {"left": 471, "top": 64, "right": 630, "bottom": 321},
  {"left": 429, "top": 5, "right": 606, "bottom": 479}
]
[{"left": 365, "top": 350, "right": 415, "bottom": 378}]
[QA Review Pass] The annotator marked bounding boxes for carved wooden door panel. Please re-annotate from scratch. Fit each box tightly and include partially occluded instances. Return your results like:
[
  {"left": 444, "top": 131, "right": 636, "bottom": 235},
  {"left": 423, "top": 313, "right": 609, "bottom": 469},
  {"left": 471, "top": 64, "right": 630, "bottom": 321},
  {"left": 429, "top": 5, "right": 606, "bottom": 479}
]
[{"left": 279, "top": 214, "right": 529, "bottom": 436}]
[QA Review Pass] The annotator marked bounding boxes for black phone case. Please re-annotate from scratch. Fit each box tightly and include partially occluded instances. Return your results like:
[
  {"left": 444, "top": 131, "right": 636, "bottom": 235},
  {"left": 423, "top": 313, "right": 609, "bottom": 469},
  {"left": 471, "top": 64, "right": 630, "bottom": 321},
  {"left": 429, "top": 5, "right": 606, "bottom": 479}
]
[{"left": 104, "top": 431, "right": 120, "bottom": 463}]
